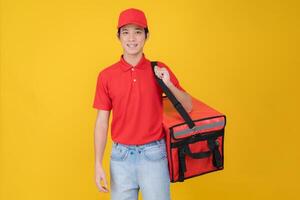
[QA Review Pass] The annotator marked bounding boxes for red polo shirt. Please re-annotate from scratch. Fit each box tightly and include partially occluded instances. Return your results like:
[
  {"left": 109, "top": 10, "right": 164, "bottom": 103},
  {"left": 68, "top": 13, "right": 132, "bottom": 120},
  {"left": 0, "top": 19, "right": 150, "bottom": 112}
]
[{"left": 93, "top": 53, "right": 186, "bottom": 145}]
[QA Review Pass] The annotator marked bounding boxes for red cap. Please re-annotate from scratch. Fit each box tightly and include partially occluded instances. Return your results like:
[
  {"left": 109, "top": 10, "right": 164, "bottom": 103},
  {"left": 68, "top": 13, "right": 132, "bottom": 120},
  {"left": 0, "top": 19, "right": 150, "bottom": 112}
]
[{"left": 117, "top": 8, "right": 148, "bottom": 29}]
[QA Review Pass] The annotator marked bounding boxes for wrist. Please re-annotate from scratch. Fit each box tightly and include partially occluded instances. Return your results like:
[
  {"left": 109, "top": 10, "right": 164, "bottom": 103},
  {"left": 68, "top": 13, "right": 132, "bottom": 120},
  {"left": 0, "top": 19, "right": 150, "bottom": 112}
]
[
  {"left": 95, "top": 161, "right": 103, "bottom": 168},
  {"left": 165, "top": 81, "right": 174, "bottom": 88}
]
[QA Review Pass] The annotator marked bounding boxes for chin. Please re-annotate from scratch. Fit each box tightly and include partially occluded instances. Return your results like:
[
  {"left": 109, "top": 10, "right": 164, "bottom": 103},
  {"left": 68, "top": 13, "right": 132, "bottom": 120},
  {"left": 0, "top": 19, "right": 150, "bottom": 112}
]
[{"left": 126, "top": 49, "right": 143, "bottom": 56}]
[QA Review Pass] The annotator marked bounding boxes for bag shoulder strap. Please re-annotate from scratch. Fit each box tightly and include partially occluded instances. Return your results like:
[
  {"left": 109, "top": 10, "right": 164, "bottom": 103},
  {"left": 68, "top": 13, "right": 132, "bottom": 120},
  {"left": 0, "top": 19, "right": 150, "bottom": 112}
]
[{"left": 151, "top": 61, "right": 195, "bottom": 129}]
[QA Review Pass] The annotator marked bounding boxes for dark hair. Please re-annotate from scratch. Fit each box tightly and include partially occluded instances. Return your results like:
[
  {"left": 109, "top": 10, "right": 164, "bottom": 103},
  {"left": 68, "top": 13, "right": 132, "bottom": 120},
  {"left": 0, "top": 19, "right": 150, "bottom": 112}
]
[{"left": 117, "top": 27, "right": 149, "bottom": 39}]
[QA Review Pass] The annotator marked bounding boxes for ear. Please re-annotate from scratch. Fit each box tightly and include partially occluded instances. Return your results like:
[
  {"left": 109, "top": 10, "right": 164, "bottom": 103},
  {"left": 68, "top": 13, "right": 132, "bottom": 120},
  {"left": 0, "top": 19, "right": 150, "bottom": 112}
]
[
  {"left": 145, "top": 32, "right": 150, "bottom": 41},
  {"left": 116, "top": 32, "right": 120, "bottom": 40}
]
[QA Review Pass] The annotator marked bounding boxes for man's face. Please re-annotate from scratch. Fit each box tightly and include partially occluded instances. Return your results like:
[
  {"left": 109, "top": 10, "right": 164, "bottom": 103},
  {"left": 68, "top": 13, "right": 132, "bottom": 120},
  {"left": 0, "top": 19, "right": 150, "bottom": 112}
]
[{"left": 118, "top": 24, "right": 148, "bottom": 56}]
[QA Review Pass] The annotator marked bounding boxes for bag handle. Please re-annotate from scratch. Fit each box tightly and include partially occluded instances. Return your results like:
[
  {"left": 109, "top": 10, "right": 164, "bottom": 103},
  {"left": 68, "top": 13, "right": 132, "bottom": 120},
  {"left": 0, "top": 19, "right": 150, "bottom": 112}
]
[
  {"left": 177, "top": 139, "right": 223, "bottom": 182},
  {"left": 151, "top": 61, "right": 195, "bottom": 129}
]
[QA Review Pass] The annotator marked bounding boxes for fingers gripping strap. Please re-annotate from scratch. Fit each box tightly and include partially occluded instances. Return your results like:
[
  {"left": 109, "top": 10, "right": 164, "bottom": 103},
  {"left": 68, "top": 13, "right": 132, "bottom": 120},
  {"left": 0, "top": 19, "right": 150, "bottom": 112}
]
[{"left": 151, "top": 61, "right": 195, "bottom": 129}]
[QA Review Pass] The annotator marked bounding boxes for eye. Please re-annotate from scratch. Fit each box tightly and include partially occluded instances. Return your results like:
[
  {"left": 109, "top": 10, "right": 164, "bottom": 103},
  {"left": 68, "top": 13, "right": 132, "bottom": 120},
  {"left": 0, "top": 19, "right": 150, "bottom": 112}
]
[
  {"left": 121, "top": 31, "right": 128, "bottom": 35},
  {"left": 136, "top": 30, "right": 143, "bottom": 34}
]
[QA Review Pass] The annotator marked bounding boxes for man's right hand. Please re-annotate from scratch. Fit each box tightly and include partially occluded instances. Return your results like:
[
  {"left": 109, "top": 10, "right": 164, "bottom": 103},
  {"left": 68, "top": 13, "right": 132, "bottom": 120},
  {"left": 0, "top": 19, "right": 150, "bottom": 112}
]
[{"left": 95, "top": 164, "right": 109, "bottom": 193}]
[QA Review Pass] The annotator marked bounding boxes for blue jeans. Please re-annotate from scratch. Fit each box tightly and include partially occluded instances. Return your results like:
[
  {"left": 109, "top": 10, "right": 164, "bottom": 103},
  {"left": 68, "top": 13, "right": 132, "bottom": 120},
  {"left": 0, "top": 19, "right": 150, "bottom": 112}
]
[{"left": 109, "top": 138, "right": 171, "bottom": 200}]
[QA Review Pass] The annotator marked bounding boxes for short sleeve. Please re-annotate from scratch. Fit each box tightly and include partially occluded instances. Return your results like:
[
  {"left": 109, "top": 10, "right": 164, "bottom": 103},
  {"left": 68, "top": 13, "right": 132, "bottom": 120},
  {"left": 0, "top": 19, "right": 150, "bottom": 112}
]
[
  {"left": 158, "top": 61, "right": 186, "bottom": 92},
  {"left": 92, "top": 71, "right": 112, "bottom": 110}
]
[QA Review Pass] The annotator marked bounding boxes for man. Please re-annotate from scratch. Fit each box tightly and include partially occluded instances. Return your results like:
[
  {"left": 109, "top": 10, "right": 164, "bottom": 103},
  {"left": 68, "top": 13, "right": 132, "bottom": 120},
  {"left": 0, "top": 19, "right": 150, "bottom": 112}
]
[{"left": 93, "top": 8, "right": 193, "bottom": 200}]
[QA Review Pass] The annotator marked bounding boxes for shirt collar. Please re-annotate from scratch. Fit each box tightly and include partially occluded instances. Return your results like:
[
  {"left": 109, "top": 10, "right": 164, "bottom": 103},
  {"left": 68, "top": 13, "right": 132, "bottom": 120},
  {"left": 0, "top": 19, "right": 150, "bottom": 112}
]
[{"left": 119, "top": 53, "right": 148, "bottom": 71}]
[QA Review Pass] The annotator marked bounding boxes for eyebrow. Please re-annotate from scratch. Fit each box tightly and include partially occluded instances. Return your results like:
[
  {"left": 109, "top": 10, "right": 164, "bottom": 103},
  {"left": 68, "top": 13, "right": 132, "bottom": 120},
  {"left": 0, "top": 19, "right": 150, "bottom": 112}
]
[{"left": 121, "top": 28, "right": 143, "bottom": 31}]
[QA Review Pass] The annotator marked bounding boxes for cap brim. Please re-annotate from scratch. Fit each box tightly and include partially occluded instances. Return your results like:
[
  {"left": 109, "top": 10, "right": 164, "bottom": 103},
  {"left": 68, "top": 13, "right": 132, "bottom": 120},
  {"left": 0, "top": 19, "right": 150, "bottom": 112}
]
[{"left": 118, "top": 22, "right": 147, "bottom": 29}]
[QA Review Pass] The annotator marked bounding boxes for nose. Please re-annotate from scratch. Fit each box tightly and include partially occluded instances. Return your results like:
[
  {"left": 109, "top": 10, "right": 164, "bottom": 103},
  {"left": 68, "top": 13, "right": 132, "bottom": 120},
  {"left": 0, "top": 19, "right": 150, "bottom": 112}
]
[{"left": 128, "top": 33, "right": 136, "bottom": 41}]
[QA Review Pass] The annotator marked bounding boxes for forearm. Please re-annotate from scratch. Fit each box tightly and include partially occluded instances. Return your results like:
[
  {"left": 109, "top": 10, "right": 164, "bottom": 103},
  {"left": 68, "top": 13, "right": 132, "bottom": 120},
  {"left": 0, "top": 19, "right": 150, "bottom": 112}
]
[
  {"left": 94, "top": 122, "right": 108, "bottom": 167},
  {"left": 166, "top": 82, "right": 193, "bottom": 113}
]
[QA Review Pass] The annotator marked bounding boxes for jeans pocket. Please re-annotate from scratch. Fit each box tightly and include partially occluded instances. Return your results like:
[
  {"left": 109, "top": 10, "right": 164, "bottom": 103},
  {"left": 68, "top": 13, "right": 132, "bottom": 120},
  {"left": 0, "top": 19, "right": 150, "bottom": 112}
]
[
  {"left": 144, "top": 144, "right": 167, "bottom": 161},
  {"left": 110, "top": 145, "right": 129, "bottom": 161}
]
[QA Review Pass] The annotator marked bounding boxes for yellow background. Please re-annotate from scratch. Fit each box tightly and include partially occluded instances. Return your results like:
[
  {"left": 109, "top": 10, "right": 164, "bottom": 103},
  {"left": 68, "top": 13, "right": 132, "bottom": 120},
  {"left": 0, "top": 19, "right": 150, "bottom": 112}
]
[{"left": 1, "top": 0, "right": 299, "bottom": 199}]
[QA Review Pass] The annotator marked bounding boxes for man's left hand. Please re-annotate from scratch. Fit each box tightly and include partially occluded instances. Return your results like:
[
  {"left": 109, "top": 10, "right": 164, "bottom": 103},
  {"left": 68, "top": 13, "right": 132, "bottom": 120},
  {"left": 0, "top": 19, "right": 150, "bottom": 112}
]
[{"left": 154, "top": 66, "right": 172, "bottom": 87}]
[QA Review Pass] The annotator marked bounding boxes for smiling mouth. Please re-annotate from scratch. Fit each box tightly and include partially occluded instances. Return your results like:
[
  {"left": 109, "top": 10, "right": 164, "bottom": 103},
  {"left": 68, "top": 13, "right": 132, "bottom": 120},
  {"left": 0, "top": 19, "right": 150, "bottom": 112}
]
[{"left": 127, "top": 44, "right": 138, "bottom": 48}]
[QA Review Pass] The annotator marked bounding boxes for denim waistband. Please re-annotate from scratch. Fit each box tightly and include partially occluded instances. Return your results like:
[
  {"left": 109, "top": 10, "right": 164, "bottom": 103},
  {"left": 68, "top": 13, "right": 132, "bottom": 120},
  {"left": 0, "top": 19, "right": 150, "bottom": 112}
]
[{"left": 113, "top": 138, "right": 165, "bottom": 149}]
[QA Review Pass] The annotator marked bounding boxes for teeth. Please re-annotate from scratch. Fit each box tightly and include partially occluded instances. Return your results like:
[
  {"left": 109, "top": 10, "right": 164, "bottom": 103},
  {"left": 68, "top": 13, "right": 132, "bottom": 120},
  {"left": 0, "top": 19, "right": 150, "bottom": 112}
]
[{"left": 127, "top": 44, "right": 137, "bottom": 48}]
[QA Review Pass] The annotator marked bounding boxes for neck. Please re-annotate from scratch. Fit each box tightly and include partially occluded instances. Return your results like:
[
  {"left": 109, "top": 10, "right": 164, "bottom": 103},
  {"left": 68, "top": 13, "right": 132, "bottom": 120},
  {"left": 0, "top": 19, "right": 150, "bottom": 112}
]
[{"left": 123, "top": 52, "right": 143, "bottom": 67}]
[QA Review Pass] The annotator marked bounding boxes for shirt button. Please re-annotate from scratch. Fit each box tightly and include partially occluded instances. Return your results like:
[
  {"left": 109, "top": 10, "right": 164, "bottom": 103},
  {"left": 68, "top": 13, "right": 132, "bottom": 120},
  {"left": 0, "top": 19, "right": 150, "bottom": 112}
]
[
  {"left": 131, "top": 68, "right": 135, "bottom": 71},
  {"left": 133, "top": 79, "right": 136, "bottom": 82}
]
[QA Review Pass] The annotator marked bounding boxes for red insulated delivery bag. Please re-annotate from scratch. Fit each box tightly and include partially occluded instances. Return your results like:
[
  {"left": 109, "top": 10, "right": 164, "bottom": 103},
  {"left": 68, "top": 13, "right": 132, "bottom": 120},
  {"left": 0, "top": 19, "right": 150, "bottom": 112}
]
[{"left": 151, "top": 61, "right": 227, "bottom": 183}]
